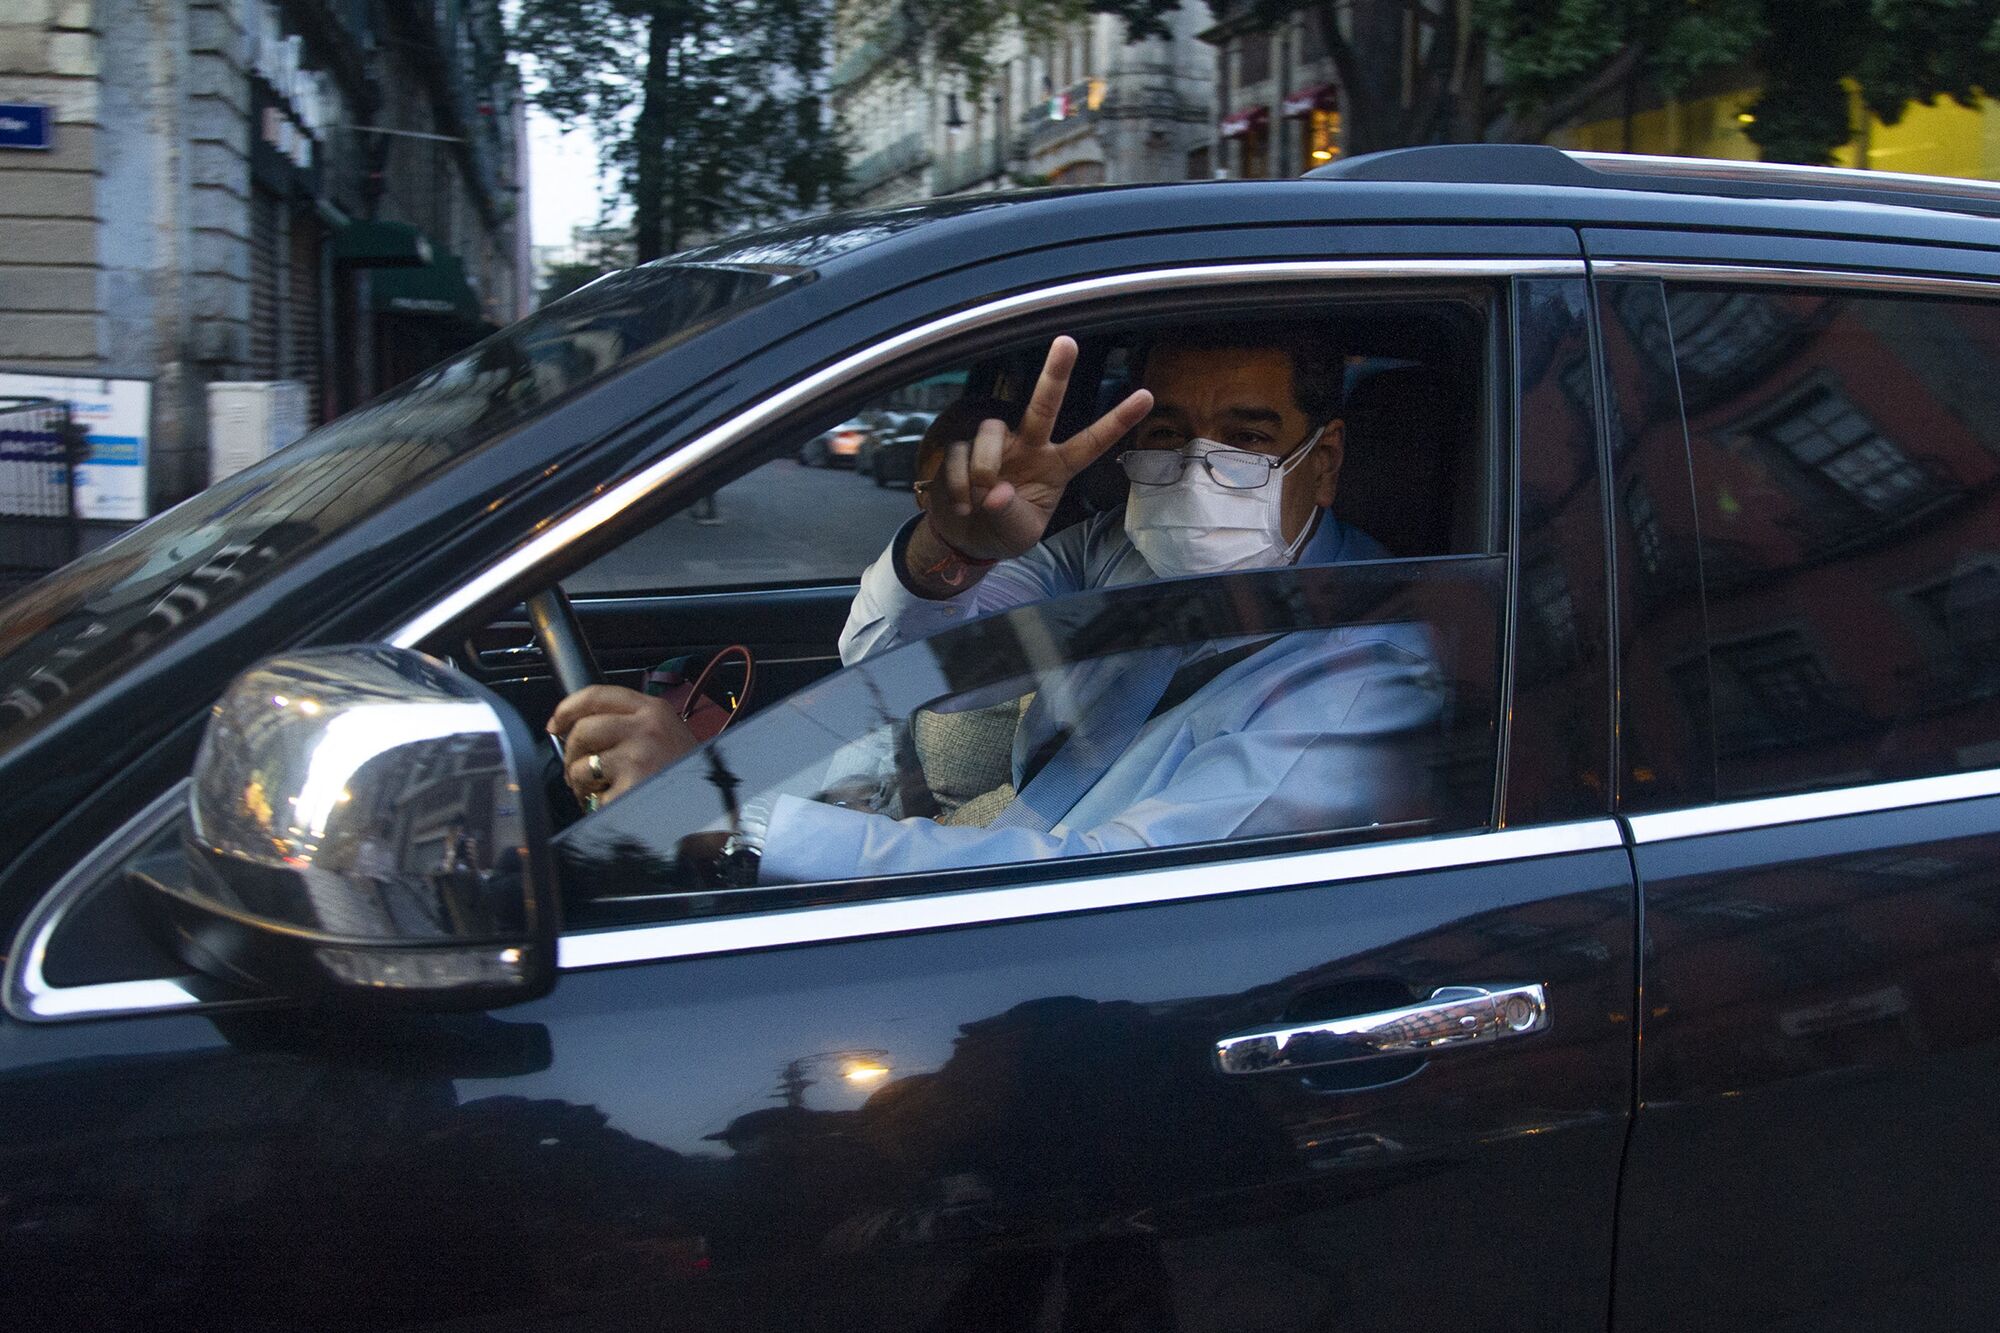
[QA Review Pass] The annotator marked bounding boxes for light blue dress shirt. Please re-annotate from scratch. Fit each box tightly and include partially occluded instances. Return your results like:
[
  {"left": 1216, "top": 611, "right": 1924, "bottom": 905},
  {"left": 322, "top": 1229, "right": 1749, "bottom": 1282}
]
[{"left": 757, "top": 509, "right": 1442, "bottom": 882}]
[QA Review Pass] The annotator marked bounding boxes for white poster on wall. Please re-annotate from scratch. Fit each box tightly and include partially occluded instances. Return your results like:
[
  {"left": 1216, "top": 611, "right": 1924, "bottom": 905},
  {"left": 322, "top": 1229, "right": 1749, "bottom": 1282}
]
[{"left": 0, "top": 371, "right": 151, "bottom": 520}]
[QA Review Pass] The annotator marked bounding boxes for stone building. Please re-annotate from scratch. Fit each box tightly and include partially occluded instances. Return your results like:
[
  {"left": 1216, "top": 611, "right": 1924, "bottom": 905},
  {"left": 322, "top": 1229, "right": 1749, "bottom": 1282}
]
[
  {"left": 833, "top": 5, "right": 1215, "bottom": 207},
  {"left": 0, "top": 0, "right": 529, "bottom": 519},
  {"left": 1200, "top": 4, "right": 1346, "bottom": 179}
]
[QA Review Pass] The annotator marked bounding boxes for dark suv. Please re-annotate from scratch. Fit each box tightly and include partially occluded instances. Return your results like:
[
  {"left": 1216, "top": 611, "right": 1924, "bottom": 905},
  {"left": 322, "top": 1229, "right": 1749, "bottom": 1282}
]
[{"left": 6, "top": 145, "right": 2000, "bottom": 1331}]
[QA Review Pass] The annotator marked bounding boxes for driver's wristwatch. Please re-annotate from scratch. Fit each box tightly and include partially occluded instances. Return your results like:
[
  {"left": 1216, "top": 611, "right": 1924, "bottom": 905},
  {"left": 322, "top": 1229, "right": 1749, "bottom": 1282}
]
[
  {"left": 713, "top": 831, "right": 762, "bottom": 887},
  {"left": 712, "top": 797, "right": 771, "bottom": 888}
]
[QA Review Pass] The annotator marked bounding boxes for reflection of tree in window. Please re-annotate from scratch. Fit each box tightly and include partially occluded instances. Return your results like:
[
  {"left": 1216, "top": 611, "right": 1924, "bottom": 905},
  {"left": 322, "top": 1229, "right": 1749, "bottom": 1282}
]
[
  {"left": 1710, "top": 630, "right": 1841, "bottom": 750},
  {"left": 1667, "top": 657, "right": 1713, "bottom": 752},
  {"left": 1557, "top": 357, "right": 1594, "bottom": 415},
  {"left": 1762, "top": 383, "right": 1931, "bottom": 515},
  {"left": 1521, "top": 555, "right": 1580, "bottom": 672},
  {"left": 1624, "top": 477, "right": 1665, "bottom": 575},
  {"left": 1614, "top": 283, "right": 1675, "bottom": 374},
  {"left": 1667, "top": 290, "right": 1791, "bottom": 381},
  {"left": 1908, "top": 560, "right": 2000, "bottom": 682}
]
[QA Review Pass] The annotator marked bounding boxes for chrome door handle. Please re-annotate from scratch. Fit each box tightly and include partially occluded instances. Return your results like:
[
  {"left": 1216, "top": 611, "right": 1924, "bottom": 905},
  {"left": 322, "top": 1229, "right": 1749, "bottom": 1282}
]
[
  {"left": 1214, "top": 983, "right": 1550, "bottom": 1076},
  {"left": 467, "top": 637, "right": 544, "bottom": 672}
]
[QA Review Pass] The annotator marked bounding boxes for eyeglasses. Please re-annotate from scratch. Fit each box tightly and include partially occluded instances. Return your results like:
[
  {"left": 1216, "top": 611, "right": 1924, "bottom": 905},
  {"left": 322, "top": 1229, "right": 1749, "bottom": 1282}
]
[{"left": 1120, "top": 429, "right": 1320, "bottom": 490}]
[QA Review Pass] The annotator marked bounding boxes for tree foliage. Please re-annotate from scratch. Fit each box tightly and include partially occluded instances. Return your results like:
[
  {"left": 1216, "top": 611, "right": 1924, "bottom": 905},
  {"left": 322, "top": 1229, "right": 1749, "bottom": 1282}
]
[
  {"left": 864, "top": 0, "right": 2000, "bottom": 166},
  {"left": 1487, "top": 0, "right": 2000, "bottom": 163},
  {"left": 513, "top": 0, "right": 849, "bottom": 261}
]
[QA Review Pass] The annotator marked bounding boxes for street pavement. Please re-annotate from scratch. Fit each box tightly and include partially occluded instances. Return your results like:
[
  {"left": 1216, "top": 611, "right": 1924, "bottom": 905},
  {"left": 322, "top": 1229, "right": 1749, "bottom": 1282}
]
[{"left": 567, "top": 457, "right": 919, "bottom": 595}]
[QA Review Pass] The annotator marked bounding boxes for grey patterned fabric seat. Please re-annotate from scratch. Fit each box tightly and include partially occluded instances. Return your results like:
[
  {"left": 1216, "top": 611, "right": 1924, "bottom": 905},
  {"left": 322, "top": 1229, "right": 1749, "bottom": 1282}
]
[{"left": 911, "top": 694, "right": 1032, "bottom": 827}]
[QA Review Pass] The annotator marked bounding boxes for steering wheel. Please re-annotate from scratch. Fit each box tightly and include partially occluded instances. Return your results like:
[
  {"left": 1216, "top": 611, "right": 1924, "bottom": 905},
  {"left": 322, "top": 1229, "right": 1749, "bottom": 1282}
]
[
  {"left": 523, "top": 585, "right": 752, "bottom": 884},
  {"left": 525, "top": 586, "right": 603, "bottom": 698},
  {"left": 524, "top": 587, "right": 602, "bottom": 825}
]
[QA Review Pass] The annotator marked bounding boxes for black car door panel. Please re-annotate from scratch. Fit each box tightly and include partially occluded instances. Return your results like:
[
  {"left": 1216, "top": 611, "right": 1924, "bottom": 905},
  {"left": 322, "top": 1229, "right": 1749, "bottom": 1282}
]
[
  {"left": 1, "top": 829, "right": 1634, "bottom": 1331},
  {"left": 1616, "top": 790, "right": 2000, "bottom": 1330},
  {"left": 1599, "top": 260, "right": 2000, "bottom": 1328}
]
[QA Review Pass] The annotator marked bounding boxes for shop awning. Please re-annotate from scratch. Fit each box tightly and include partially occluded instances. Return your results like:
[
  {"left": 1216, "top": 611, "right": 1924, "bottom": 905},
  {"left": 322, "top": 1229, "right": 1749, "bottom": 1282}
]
[
  {"left": 368, "top": 253, "right": 485, "bottom": 324},
  {"left": 333, "top": 219, "right": 433, "bottom": 269},
  {"left": 1282, "top": 83, "right": 1339, "bottom": 118},
  {"left": 1219, "top": 106, "right": 1269, "bottom": 139}
]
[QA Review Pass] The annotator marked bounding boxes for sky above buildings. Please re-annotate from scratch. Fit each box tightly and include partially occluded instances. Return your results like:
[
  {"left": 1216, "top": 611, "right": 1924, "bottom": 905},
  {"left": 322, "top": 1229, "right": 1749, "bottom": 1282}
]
[{"left": 527, "top": 104, "right": 609, "bottom": 249}]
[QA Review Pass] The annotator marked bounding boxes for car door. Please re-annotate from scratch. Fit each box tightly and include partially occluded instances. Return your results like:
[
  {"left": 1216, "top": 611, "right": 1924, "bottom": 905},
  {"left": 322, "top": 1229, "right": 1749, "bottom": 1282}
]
[
  {"left": 2, "top": 246, "right": 1634, "bottom": 1333},
  {"left": 1592, "top": 241, "right": 2000, "bottom": 1330}
]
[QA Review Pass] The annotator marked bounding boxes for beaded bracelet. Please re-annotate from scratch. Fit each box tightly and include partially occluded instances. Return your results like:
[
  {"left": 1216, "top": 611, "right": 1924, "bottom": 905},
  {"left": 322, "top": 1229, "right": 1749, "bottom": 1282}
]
[{"left": 917, "top": 512, "right": 998, "bottom": 586}]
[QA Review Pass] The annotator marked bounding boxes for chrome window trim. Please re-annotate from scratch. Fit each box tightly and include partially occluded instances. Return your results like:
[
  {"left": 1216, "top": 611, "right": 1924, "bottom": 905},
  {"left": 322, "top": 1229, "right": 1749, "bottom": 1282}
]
[
  {"left": 1627, "top": 768, "right": 2000, "bottom": 845},
  {"left": 1587, "top": 261, "right": 2000, "bottom": 298},
  {"left": 387, "top": 258, "right": 1586, "bottom": 649},
  {"left": 557, "top": 820, "right": 1625, "bottom": 971},
  {"left": 17, "top": 816, "right": 1622, "bottom": 1021},
  {"left": 1568, "top": 150, "right": 2000, "bottom": 207},
  {"left": 4, "top": 780, "right": 210, "bottom": 1022},
  {"left": 40, "top": 760, "right": 2000, "bottom": 1016}
]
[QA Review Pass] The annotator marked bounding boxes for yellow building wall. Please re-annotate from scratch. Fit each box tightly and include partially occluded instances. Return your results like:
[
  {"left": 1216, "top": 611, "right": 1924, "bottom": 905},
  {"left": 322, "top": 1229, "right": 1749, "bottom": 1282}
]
[{"left": 1548, "top": 84, "right": 2000, "bottom": 182}]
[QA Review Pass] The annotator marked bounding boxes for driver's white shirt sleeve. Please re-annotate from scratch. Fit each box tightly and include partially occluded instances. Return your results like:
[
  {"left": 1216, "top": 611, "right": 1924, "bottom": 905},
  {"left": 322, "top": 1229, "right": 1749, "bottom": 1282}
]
[
  {"left": 757, "top": 626, "right": 1441, "bottom": 882},
  {"left": 837, "top": 515, "right": 1105, "bottom": 664}
]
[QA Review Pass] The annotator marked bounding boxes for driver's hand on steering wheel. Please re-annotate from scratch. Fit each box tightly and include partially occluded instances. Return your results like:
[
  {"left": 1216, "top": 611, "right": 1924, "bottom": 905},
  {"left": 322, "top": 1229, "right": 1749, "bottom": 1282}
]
[{"left": 548, "top": 685, "right": 697, "bottom": 809}]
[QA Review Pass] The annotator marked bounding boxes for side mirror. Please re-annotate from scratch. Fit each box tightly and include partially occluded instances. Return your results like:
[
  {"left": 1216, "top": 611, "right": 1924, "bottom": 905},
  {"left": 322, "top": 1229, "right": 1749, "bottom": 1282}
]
[{"left": 134, "top": 645, "right": 558, "bottom": 1009}]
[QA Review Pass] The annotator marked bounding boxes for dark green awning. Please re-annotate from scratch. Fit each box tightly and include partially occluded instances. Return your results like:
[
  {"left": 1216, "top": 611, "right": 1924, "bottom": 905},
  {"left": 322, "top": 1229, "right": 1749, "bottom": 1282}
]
[
  {"left": 369, "top": 254, "right": 484, "bottom": 323},
  {"left": 333, "top": 219, "right": 433, "bottom": 269}
]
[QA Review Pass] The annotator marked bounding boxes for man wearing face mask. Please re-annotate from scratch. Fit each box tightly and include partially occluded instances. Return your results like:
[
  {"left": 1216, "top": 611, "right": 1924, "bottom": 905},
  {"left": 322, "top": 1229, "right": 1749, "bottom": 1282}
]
[{"left": 706, "top": 324, "right": 1441, "bottom": 882}]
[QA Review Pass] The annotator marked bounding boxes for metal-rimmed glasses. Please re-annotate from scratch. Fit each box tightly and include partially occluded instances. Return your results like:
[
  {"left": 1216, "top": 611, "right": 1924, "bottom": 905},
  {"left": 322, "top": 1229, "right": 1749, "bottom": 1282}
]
[{"left": 1119, "top": 427, "right": 1322, "bottom": 490}]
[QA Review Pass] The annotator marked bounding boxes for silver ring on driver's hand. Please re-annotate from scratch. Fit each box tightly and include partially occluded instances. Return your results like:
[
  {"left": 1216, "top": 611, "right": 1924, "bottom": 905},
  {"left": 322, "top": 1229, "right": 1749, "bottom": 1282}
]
[{"left": 587, "top": 752, "right": 605, "bottom": 784}]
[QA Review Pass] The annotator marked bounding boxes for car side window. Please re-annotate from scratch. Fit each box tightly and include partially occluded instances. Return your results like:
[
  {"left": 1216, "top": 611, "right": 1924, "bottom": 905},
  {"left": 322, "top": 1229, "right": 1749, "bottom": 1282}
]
[
  {"left": 1663, "top": 284, "right": 2000, "bottom": 799},
  {"left": 542, "top": 292, "right": 1509, "bottom": 927},
  {"left": 565, "top": 373, "right": 967, "bottom": 595}
]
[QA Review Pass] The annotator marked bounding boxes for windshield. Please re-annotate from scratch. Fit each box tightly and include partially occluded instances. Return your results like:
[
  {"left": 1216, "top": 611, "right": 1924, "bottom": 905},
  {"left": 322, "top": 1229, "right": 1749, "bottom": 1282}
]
[{"left": 0, "top": 261, "right": 799, "bottom": 750}]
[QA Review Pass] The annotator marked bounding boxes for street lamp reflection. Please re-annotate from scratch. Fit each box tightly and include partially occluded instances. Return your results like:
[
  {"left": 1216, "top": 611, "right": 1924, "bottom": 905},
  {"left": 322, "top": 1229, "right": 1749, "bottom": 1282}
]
[{"left": 775, "top": 1049, "right": 893, "bottom": 1107}]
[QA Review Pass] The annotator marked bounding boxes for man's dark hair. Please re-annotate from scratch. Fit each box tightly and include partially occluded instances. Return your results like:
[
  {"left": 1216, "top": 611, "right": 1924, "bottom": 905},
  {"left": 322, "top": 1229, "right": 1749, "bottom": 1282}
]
[{"left": 1133, "top": 321, "right": 1347, "bottom": 424}]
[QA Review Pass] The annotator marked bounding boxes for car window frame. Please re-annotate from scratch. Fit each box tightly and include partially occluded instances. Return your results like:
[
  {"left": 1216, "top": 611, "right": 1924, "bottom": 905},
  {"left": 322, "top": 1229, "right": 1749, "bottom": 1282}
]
[{"left": 460, "top": 263, "right": 1559, "bottom": 926}]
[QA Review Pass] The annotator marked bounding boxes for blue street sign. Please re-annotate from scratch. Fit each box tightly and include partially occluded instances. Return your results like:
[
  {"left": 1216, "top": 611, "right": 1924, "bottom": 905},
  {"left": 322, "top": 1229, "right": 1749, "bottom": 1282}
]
[{"left": 0, "top": 104, "right": 53, "bottom": 151}]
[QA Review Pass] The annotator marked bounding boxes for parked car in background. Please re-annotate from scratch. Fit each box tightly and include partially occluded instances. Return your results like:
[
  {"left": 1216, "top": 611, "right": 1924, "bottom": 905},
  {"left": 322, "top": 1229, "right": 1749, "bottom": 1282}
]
[
  {"left": 853, "top": 411, "right": 933, "bottom": 478},
  {"left": 867, "top": 426, "right": 925, "bottom": 488},
  {"left": 799, "top": 417, "right": 870, "bottom": 467},
  {"left": 12, "top": 146, "right": 2000, "bottom": 1331}
]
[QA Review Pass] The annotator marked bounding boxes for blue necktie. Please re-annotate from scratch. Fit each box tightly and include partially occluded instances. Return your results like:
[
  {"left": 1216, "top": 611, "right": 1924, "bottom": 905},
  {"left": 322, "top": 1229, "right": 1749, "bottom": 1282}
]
[{"left": 989, "top": 647, "right": 1184, "bottom": 834}]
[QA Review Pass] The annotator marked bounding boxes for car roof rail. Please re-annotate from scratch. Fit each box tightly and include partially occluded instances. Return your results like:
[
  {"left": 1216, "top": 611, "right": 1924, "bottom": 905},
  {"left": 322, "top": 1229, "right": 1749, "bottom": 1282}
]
[{"left": 1306, "top": 143, "right": 2000, "bottom": 219}]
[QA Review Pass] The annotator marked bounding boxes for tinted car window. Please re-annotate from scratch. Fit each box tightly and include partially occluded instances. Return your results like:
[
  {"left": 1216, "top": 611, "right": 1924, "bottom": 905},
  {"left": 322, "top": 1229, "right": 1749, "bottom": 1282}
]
[
  {"left": 560, "top": 557, "right": 1504, "bottom": 927},
  {"left": 0, "top": 262, "right": 798, "bottom": 750},
  {"left": 1666, "top": 285, "right": 2000, "bottom": 798}
]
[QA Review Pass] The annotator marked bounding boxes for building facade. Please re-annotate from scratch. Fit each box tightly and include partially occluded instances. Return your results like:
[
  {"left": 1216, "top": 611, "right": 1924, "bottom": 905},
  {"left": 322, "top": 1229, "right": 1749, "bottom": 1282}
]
[
  {"left": 0, "top": 0, "right": 528, "bottom": 519},
  {"left": 833, "top": 5, "right": 1215, "bottom": 207},
  {"left": 1200, "top": 5, "right": 1344, "bottom": 179}
]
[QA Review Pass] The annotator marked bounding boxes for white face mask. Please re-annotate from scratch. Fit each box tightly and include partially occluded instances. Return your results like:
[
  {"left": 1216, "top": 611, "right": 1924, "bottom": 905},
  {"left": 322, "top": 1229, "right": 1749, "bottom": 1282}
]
[{"left": 1123, "top": 427, "right": 1323, "bottom": 577}]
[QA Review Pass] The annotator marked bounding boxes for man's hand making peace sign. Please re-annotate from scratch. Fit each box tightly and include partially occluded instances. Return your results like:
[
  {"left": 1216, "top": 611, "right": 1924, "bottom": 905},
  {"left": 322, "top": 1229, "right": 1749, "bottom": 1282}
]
[{"left": 906, "top": 336, "right": 1153, "bottom": 595}]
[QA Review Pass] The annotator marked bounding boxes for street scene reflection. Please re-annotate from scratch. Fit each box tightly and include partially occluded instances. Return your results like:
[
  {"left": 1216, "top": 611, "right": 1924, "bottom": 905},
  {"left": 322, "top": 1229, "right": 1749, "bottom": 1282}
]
[{"left": 189, "top": 647, "right": 533, "bottom": 942}]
